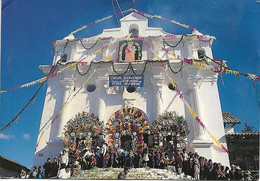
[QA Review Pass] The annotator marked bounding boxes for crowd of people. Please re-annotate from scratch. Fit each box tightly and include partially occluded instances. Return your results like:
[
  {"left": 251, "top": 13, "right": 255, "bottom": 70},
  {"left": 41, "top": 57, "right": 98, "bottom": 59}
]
[{"left": 21, "top": 143, "right": 258, "bottom": 180}]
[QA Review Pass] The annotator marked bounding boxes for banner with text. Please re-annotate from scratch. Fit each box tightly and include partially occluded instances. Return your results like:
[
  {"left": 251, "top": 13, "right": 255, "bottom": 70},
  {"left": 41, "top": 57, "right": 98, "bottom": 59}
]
[{"left": 109, "top": 75, "right": 144, "bottom": 87}]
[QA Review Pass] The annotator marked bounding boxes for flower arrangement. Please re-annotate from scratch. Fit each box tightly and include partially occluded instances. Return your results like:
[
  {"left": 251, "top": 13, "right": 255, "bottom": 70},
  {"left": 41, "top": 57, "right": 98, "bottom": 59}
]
[
  {"left": 63, "top": 112, "right": 104, "bottom": 155},
  {"left": 151, "top": 111, "right": 190, "bottom": 152},
  {"left": 106, "top": 107, "right": 148, "bottom": 153}
]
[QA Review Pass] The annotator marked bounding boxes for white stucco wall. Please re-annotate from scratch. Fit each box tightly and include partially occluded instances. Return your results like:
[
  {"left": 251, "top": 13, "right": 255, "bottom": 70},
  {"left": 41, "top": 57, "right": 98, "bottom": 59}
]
[{"left": 34, "top": 12, "right": 229, "bottom": 167}]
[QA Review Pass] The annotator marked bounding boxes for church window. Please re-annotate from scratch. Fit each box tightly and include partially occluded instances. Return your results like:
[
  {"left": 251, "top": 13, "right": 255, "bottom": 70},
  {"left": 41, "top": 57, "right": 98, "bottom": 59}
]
[
  {"left": 168, "top": 83, "right": 176, "bottom": 91},
  {"left": 126, "top": 86, "right": 136, "bottom": 93},
  {"left": 197, "top": 48, "right": 206, "bottom": 59},
  {"left": 129, "top": 24, "right": 139, "bottom": 38},
  {"left": 86, "top": 85, "right": 96, "bottom": 92}
]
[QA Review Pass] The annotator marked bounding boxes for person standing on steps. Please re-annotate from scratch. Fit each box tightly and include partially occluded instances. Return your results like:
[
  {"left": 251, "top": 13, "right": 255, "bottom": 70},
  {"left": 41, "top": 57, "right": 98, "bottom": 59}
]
[{"left": 43, "top": 158, "right": 52, "bottom": 178}]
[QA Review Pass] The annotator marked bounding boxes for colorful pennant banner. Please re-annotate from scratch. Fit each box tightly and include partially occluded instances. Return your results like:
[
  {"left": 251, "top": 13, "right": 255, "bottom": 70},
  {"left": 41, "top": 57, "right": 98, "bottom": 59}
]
[
  {"left": 132, "top": 9, "right": 196, "bottom": 31},
  {"left": 168, "top": 74, "right": 229, "bottom": 153},
  {"left": 35, "top": 65, "right": 100, "bottom": 152}
]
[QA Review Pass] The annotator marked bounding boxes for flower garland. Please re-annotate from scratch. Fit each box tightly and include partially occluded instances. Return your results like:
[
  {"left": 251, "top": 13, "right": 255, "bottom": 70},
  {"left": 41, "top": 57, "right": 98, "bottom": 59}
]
[
  {"left": 64, "top": 112, "right": 105, "bottom": 154},
  {"left": 150, "top": 112, "right": 190, "bottom": 152}
]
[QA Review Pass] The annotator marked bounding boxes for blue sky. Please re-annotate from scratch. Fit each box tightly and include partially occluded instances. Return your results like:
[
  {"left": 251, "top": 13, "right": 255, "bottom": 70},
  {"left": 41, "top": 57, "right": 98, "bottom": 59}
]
[{"left": 0, "top": 0, "right": 259, "bottom": 168}]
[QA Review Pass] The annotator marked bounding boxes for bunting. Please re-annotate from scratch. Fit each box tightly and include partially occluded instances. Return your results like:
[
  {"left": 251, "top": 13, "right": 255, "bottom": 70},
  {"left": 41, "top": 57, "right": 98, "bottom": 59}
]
[
  {"left": 132, "top": 9, "right": 196, "bottom": 31},
  {"left": 170, "top": 77, "right": 229, "bottom": 153},
  {"left": 0, "top": 40, "right": 116, "bottom": 94},
  {"left": 35, "top": 65, "right": 100, "bottom": 153},
  {"left": 163, "top": 64, "right": 229, "bottom": 153}
]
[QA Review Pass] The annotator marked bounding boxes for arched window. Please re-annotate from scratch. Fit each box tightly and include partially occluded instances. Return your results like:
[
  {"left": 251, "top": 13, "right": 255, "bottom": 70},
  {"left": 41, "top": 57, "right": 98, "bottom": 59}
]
[
  {"left": 168, "top": 83, "right": 176, "bottom": 91},
  {"left": 86, "top": 85, "right": 96, "bottom": 92},
  {"left": 197, "top": 48, "right": 206, "bottom": 59},
  {"left": 126, "top": 86, "right": 136, "bottom": 93},
  {"left": 129, "top": 24, "right": 139, "bottom": 38}
]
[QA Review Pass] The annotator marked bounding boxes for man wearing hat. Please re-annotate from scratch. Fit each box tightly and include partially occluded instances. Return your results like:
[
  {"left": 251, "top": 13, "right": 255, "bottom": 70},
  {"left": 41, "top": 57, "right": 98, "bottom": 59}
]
[
  {"left": 246, "top": 171, "right": 253, "bottom": 181},
  {"left": 229, "top": 164, "right": 236, "bottom": 180},
  {"left": 234, "top": 165, "right": 243, "bottom": 180},
  {"left": 95, "top": 146, "right": 101, "bottom": 167},
  {"left": 72, "top": 161, "right": 81, "bottom": 177}
]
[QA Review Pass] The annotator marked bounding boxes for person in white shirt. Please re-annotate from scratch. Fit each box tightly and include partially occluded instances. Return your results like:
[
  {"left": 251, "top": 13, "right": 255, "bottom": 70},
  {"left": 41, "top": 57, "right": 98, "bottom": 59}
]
[
  {"left": 57, "top": 166, "right": 71, "bottom": 179},
  {"left": 83, "top": 148, "right": 94, "bottom": 158},
  {"left": 61, "top": 150, "right": 69, "bottom": 169}
]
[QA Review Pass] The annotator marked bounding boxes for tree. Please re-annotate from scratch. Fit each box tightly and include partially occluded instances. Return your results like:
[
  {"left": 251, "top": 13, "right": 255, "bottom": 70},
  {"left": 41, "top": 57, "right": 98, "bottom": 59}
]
[{"left": 242, "top": 123, "right": 254, "bottom": 132}]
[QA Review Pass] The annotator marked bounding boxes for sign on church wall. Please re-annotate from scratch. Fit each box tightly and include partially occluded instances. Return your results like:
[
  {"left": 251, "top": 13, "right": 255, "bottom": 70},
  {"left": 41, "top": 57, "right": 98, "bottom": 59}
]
[{"left": 109, "top": 75, "right": 144, "bottom": 87}]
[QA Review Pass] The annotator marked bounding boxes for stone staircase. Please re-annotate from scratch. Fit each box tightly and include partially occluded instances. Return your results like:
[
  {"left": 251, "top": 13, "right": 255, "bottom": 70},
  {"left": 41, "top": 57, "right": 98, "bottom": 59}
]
[{"left": 72, "top": 167, "right": 194, "bottom": 180}]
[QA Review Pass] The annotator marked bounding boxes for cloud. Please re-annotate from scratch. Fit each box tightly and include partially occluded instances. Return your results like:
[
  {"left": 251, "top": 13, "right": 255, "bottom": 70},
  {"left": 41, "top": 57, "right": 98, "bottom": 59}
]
[
  {"left": 0, "top": 133, "right": 15, "bottom": 140},
  {"left": 23, "top": 133, "right": 31, "bottom": 141}
]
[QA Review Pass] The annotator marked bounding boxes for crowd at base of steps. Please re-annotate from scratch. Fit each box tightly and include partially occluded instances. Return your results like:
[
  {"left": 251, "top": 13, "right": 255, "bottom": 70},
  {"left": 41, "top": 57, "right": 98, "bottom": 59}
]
[{"left": 19, "top": 147, "right": 258, "bottom": 180}]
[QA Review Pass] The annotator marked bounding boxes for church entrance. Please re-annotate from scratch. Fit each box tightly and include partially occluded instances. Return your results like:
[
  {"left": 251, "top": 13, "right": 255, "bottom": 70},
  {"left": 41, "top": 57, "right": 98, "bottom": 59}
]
[
  {"left": 120, "top": 135, "right": 132, "bottom": 152},
  {"left": 107, "top": 107, "right": 149, "bottom": 153}
]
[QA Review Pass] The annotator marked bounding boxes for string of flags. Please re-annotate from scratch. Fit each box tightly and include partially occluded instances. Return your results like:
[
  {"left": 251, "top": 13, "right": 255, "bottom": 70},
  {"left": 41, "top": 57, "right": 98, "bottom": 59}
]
[
  {"left": 167, "top": 75, "right": 229, "bottom": 153},
  {"left": 1, "top": 9, "right": 259, "bottom": 143},
  {"left": 1, "top": 35, "right": 259, "bottom": 94},
  {"left": 35, "top": 64, "right": 100, "bottom": 152},
  {"left": 0, "top": 39, "right": 117, "bottom": 94},
  {"left": 67, "top": 8, "right": 198, "bottom": 38},
  {"left": 132, "top": 9, "right": 197, "bottom": 31},
  {"left": 0, "top": 80, "right": 47, "bottom": 134}
]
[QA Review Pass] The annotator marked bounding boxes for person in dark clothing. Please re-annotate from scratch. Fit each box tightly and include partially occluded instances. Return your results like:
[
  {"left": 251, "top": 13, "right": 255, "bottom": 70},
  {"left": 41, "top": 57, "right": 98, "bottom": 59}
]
[
  {"left": 229, "top": 165, "right": 236, "bottom": 180},
  {"left": 43, "top": 158, "right": 52, "bottom": 178},
  {"left": 234, "top": 166, "right": 243, "bottom": 180},
  {"left": 37, "top": 166, "right": 43, "bottom": 179},
  {"left": 117, "top": 167, "right": 130, "bottom": 180},
  {"left": 51, "top": 157, "right": 59, "bottom": 177}
]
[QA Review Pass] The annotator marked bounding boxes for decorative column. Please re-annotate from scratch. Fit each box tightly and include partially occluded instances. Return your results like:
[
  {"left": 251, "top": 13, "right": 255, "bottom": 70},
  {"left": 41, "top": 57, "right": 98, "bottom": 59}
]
[
  {"left": 56, "top": 79, "right": 74, "bottom": 139},
  {"left": 151, "top": 75, "right": 164, "bottom": 119},
  {"left": 95, "top": 78, "right": 107, "bottom": 123},
  {"left": 185, "top": 38, "right": 194, "bottom": 59},
  {"left": 187, "top": 75, "right": 213, "bottom": 154},
  {"left": 187, "top": 76, "right": 207, "bottom": 140}
]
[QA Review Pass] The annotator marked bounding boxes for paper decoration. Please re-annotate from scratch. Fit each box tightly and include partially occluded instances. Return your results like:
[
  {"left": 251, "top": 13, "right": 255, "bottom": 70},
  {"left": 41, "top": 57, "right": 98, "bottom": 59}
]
[
  {"left": 132, "top": 9, "right": 196, "bottom": 31},
  {"left": 63, "top": 112, "right": 104, "bottom": 155},
  {"left": 151, "top": 112, "right": 190, "bottom": 152},
  {"left": 107, "top": 106, "right": 148, "bottom": 153},
  {"left": 69, "top": 8, "right": 133, "bottom": 36}
]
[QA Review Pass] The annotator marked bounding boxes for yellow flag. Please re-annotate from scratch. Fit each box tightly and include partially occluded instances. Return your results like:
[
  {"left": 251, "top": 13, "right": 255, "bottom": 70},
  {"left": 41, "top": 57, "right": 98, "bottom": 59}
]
[
  {"left": 169, "top": 78, "right": 176, "bottom": 87},
  {"left": 104, "top": 54, "right": 112, "bottom": 62},
  {"left": 188, "top": 106, "right": 197, "bottom": 118},
  {"left": 154, "top": 53, "right": 161, "bottom": 60},
  {"left": 212, "top": 136, "right": 221, "bottom": 147}
]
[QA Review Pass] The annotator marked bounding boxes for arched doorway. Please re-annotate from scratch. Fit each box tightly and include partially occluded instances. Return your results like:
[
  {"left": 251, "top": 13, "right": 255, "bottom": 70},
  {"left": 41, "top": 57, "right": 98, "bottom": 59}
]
[
  {"left": 63, "top": 112, "right": 105, "bottom": 159},
  {"left": 107, "top": 107, "right": 149, "bottom": 153}
]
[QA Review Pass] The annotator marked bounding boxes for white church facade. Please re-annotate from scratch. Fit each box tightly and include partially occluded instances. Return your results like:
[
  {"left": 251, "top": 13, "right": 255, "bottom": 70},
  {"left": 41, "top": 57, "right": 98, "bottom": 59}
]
[{"left": 34, "top": 12, "right": 230, "bottom": 167}]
